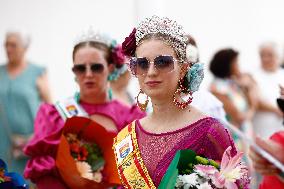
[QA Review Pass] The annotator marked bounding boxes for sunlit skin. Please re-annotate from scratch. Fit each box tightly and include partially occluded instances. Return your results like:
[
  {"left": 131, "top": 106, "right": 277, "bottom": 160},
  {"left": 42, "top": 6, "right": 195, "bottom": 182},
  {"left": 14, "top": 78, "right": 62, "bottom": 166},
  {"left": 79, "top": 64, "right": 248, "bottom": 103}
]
[
  {"left": 73, "top": 46, "right": 112, "bottom": 104},
  {"left": 230, "top": 57, "right": 241, "bottom": 77},
  {"left": 73, "top": 46, "right": 117, "bottom": 132},
  {"left": 259, "top": 46, "right": 280, "bottom": 72},
  {"left": 136, "top": 39, "right": 206, "bottom": 134},
  {"left": 5, "top": 34, "right": 27, "bottom": 66},
  {"left": 136, "top": 40, "right": 184, "bottom": 101}
]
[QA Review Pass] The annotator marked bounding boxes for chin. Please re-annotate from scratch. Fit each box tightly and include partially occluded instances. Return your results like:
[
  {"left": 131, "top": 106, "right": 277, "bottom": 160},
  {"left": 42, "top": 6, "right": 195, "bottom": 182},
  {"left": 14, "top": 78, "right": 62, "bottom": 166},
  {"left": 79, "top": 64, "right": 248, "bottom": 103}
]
[
  {"left": 144, "top": 88, "right": 169, "bottom": 99},
  {"left": 81, "top": 88, "right": 100, "bottom": 97}
]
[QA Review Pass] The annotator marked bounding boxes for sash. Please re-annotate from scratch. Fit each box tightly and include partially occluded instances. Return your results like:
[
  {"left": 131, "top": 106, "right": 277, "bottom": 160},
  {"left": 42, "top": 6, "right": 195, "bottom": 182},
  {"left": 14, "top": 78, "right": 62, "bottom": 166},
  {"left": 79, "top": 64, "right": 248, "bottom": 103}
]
[
  {"left": 113, "top": 122, "right": 156, "bottom": 189},
  {"left": 55, "top": 96, "right": 88, "bottom": 120}
]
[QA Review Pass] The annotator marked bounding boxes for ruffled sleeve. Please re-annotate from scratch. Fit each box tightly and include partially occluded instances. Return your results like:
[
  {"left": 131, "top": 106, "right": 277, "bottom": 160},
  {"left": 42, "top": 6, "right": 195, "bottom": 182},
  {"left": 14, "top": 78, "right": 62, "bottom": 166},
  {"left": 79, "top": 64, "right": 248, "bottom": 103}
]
[
  {"left": 202, "top": 118, "right": 237, "bottom": 161},
  {"left": 23, "top": 103, "right": 65, "bottom": 183}
]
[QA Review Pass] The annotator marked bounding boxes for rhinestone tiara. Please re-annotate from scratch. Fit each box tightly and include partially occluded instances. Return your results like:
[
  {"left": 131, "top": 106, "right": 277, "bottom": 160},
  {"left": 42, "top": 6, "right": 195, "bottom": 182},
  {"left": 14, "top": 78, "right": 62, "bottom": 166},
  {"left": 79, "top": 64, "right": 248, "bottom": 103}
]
[
  {"left": 135, "top": 15, "right": 188, "bottom": 62},
  {"left": 74, "top": 27, "right": 113, "bottom": 47}
]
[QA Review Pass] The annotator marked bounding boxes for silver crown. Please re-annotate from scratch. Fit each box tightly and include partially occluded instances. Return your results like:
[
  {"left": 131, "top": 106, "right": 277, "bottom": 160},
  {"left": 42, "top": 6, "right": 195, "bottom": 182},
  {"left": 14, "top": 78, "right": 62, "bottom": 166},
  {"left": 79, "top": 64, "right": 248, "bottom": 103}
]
[
  {"left": 74, "top": 27, "right": 112, "bottom": 47},
  {"left": 135, "top": 15, "right": 188, "bottom": 62}
]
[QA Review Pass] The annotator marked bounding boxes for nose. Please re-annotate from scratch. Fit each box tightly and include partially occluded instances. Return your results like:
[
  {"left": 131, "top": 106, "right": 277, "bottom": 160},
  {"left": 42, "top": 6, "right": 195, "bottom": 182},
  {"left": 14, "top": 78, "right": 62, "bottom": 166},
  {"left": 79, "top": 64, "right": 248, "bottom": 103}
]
[
  {"left": 146, "top": 61, "right": 158, "bottom": 76},
  {"left": 85, "top": 65, "right": 94, "bottom": 77}
]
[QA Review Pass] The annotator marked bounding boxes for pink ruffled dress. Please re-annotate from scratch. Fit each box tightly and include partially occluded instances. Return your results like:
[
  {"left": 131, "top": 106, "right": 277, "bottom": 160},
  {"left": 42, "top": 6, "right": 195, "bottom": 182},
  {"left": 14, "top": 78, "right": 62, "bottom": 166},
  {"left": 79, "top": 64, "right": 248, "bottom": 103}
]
[
  {"left": 135, "top": 117, "right": 237, "bottom": 186},
  {"left": 24, "top": 100, "right": 145, "bottom": 189}
]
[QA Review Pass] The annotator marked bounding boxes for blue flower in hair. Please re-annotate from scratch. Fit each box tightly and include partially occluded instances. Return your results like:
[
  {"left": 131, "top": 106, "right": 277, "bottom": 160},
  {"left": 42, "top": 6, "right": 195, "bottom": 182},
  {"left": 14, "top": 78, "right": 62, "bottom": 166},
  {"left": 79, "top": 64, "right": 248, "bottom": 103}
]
[{"left": 187, "top": 63, "right": 204, "bottom": 93}]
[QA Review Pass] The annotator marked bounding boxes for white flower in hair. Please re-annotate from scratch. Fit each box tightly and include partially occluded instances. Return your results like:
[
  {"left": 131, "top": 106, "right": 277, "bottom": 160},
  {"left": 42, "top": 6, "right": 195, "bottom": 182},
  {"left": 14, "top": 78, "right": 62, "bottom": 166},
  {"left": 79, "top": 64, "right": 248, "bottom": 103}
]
[
  {"left": 74, "top": 27, "right": 112, "bottom": 47},
  {"left": 186, "top": 44, "right": 199, "bottom": 63}
]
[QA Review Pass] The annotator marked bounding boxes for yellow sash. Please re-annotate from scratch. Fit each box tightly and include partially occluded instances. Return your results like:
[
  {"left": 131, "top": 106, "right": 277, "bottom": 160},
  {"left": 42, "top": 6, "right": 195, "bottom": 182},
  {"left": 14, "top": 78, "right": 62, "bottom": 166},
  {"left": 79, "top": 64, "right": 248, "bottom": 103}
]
[{"left": 113, "top": 122, "right": 156, "bottom": 189}]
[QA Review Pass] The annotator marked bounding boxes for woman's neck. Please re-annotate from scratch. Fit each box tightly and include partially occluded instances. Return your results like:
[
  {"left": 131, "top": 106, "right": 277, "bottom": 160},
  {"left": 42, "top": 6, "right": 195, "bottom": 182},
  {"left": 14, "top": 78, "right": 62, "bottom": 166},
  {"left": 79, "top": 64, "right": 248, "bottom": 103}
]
[
  {"left": 149, "top": 97, "right": 187, "bottom": 126},
  {"left": 7, "top": 59, "right": 27, "bottom": 77},
  {"left": 142, "top": 97, "right": 204, "bottom": 134},
  {"left": 80, "top": 91, "right": 110, "bottom": 104}
]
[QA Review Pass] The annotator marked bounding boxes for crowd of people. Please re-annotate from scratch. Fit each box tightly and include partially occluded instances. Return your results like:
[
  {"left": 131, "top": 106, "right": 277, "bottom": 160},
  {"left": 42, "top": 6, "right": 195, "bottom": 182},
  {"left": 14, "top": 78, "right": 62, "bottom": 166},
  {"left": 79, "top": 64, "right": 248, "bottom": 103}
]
[{"left": 0, "top": 15, "right": 283, "bottom": 189}]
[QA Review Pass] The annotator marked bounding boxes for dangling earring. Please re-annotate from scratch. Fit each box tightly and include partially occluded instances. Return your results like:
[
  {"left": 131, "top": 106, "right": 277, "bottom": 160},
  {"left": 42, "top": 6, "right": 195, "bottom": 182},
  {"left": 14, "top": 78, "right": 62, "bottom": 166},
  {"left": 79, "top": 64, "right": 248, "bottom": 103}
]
[
  {"left": 173, "top": 79, "right": 193, "bottom": 109},
  {"left": 108, "top": 88, "right": 113, "bottom": 100},
  {"left": 136, "top": 89, "right": 149, "bottom": 112}
]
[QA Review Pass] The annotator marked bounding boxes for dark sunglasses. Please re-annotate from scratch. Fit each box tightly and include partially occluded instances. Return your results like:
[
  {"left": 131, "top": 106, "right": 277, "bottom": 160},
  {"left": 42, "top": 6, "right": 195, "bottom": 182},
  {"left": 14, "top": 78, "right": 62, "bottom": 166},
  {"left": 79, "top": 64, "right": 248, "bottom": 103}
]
[
  {"left": 129, "top": 55, "right": 178, "bottom": 76},
  {"left": 72, "top": 63, "right": 104, "bottom": 75}
]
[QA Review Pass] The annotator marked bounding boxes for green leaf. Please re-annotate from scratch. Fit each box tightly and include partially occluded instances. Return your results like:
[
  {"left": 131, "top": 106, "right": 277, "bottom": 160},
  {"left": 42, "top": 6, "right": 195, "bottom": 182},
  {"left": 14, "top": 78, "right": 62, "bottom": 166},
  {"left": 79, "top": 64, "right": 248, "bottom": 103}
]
[
  {"left": 158, "top": 149, "right": 197, "bottom": 189},
  {"left": 158, "top": 151, "right": 180, "bottom": 189}
]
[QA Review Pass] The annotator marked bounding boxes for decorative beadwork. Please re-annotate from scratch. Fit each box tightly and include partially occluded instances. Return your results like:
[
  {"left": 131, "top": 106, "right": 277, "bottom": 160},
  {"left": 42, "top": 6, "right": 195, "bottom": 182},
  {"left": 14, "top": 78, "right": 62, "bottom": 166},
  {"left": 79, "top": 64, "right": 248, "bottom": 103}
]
[
  {"left": 173, "top": 79, "right": 193, "bottom": 109},
  {"left": 74, "top": 27, "right": 112, "bottom": 47},
  {"left": 136, "top": 15, "right": 188, "bottom": 63},
  {"left": 113, "top": 123, "right": 156, "bottom": 189},
  {"left": 136, "top": 89, "right": 149, "bottom": 112}
]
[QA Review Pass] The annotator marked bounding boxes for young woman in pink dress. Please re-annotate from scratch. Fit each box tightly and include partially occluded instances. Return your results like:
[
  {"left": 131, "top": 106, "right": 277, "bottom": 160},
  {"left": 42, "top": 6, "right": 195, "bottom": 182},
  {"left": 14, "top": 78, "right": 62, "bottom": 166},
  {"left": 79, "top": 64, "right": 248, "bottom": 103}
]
[
  {"left": 23, "top": 30, "right": 145, "bottom": 189},
  {"left": 113, "top": 16, "right": 249, "bottom": 188}
]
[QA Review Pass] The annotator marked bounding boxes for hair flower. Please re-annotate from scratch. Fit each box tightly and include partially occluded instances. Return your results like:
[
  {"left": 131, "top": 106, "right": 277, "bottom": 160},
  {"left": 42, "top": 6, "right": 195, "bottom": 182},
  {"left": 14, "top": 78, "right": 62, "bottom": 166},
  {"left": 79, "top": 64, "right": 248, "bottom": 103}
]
[
  {"left": 122, "top": 28, "right": 136, "bottom": 57},
  {"left": 187, "top": 63, "right": 204, "bottom": 93}
]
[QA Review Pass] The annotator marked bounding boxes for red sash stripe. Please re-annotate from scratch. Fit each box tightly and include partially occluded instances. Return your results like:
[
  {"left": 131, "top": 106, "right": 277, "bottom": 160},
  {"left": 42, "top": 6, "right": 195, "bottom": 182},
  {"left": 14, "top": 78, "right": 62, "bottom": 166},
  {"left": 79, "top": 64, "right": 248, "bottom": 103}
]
[{"left": 133, "top": 154, "right": 152, "bottom": 188}]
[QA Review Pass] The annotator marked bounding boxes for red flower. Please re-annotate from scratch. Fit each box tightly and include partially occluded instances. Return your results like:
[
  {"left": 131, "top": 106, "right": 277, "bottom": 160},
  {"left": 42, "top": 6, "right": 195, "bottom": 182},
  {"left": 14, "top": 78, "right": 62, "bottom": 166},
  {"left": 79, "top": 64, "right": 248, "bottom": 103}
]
[
  {"left": 112, "top": 45, "right": 126, "bottom": 68},
  {"left": 70, "top": 143, "right": 80, "bottom": 154},
  {"left": 122, "top": 28, "right": 136, "bottom": 57},
  {"left": 80, "top": 146, "right": 89, "bottom": 158}
]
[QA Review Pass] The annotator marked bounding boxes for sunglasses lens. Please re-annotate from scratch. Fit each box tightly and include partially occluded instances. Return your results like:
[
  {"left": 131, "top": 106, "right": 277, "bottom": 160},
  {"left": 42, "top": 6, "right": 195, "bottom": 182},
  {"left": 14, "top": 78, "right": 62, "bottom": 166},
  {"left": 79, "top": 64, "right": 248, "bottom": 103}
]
[
  {"left": 154, "top": 55, "right": 174, "bottom": 73},
  {"left": 129, "top": 58, "right": 138, "bottom": 75},
  {"left": 72, "top": 64, "right": 104, "bottom": 75},
  {"left": 129, "top": 55, "right": 175, "bottom": 76},
  {"left": 72, "top": 64, "right": 86, "bottom": 74},
  {"left": 136, "top": 57, "right": 149, "bottom": 75},
  {"left": 91, "top": 64, "right": 104, "bottom": 73}
]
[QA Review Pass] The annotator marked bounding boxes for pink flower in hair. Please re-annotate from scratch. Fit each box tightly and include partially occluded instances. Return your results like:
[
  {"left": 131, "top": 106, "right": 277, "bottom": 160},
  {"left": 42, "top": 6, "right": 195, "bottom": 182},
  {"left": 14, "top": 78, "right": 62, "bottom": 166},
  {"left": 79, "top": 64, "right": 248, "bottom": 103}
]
[
  {"left": 122, "top": 28, "right": 136, "bottom": 56},
  {"left": 112, "top": 44, "right": 125, "bottom": 67}
]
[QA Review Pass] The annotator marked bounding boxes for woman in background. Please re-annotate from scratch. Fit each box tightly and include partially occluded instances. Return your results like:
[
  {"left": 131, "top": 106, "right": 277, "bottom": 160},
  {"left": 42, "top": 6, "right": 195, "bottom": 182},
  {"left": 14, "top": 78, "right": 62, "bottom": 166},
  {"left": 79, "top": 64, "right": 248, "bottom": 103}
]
[
  {"left": 0, "top": 31, "right": 51, "bottom": 174},
  {"left": 23, "top": 29, "right": 145, "bottom": 189}
]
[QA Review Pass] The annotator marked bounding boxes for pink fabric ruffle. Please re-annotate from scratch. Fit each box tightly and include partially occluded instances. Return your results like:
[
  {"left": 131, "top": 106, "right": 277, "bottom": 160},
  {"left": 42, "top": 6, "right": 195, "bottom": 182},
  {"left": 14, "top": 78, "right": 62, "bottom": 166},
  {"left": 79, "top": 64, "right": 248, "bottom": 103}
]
[{"left": 24, "top": 101, "right": 145, "bottom": 188}]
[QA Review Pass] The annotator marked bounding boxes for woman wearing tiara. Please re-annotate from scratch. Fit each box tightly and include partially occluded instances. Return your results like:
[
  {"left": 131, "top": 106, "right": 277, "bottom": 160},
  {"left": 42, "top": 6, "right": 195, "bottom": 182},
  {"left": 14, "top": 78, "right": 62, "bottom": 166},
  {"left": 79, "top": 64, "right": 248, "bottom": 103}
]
[
  {"left": 23, "top": 29, "right": 145, "bottom": 189},
  {"left": 113, "top": 16, "right": 250, "bottom": 188}
]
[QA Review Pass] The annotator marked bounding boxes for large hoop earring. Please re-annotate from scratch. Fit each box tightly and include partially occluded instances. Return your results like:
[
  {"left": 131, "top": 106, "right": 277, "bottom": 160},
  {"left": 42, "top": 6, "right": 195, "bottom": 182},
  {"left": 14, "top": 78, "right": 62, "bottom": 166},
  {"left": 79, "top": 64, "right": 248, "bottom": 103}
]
[
  {"left": 136, "top": 89, "right": 149, "bottom": 112},
  {"left": 173, "top": 79, "right": 193, "bottom": 109}
]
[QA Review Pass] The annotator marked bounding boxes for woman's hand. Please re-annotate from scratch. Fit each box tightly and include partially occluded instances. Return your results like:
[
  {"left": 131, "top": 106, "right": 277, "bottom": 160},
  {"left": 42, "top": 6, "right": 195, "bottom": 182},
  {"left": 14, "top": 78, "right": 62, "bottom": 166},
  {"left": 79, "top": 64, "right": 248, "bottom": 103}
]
[{"left": 249, "top": 137, "right": 284, "bottom": 175}]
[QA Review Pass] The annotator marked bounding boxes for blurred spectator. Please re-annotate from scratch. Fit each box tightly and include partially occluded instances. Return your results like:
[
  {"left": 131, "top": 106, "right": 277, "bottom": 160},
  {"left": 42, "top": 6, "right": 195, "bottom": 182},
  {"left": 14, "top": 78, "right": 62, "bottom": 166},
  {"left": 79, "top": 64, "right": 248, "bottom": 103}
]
[
  {"left": 252, "top": 42, "right": 284, "bottom": 139},
  {"left": 110, "top": 64, "right": 135, "bottom": 106},
  {"left": 209, "top": 48, "right": 257, "bottom": 129},
  {"left": 186, "top": 35, "right": 227, "bottom": 122},
  {"left": 249, "top": 133, "right": 284, "bottom": 189},
  {"left": 209, "top": 48, "right": 260, "bottom": 187},
  {"left": 0, "top": 31, "right": 51, "bottom": 174}
]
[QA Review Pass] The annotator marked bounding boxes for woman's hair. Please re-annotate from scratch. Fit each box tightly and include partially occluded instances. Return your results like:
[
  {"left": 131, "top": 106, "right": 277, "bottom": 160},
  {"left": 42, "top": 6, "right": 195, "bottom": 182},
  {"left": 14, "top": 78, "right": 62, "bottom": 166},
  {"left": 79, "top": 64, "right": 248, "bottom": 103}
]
[
  {"left": 209, "top": 48, "right": 238, "bottom": 78},
  {"left": 72, "top": 41, "right": 112, "bottom": 64}
]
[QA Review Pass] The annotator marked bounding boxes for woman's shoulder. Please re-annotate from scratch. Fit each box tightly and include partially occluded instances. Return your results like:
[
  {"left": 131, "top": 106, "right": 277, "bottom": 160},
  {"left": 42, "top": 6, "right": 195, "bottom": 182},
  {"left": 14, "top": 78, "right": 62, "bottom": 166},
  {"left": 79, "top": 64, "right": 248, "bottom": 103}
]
[
  {"left": 33, "top": 102, "right": 64, "bottom": 133},
  {"left": 187, "top": 110, "right": 227, "bottom": 134},
  {"left": 27, "top": 63, "right": 46, "bottom": 77},
  {"left": 37, "top": 102, "right": 58, "bottom": 116}
]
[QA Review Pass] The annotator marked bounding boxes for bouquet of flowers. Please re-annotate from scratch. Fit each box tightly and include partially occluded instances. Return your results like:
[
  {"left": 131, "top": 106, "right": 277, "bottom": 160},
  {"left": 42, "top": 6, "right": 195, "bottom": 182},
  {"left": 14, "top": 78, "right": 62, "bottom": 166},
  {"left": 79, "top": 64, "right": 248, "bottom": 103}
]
[
  {"left": 0, "top": 159, "right": 29, "bottom": 189},
  {"left": 158, "top": 147, "right": 250, "bottom": 189},
  {"left": 56, "top": 116, "right": 120, "bottom": 189}
]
